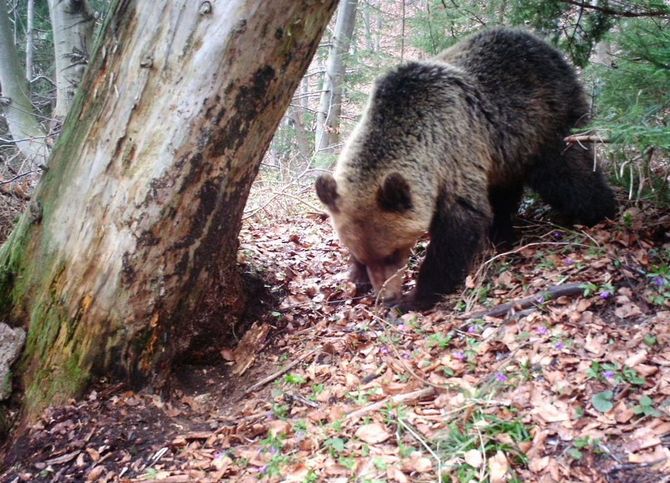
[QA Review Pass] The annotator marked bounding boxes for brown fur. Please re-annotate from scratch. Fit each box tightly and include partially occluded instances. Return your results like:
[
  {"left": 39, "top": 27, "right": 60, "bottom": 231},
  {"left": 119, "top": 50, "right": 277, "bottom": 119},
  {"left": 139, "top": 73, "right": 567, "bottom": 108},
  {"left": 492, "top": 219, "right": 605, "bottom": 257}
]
[{"left": 316, "top": 28, "right": 616, "bottom": 309}]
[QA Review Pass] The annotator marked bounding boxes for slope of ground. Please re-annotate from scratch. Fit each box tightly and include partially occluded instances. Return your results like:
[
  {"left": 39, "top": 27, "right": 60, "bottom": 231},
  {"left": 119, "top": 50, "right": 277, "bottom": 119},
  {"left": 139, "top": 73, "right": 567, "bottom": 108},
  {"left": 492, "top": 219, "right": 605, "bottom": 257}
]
[{"left": 2, "top": 205, "right": 670, "bottom": 482}]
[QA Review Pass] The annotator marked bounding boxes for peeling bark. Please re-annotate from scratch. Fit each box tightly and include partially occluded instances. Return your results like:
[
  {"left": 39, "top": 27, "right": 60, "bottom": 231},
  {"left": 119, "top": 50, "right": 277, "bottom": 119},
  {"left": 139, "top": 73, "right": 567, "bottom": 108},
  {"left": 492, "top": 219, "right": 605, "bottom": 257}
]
[{"left": 0, "top": 0, "right": 337, "bottom": 419}]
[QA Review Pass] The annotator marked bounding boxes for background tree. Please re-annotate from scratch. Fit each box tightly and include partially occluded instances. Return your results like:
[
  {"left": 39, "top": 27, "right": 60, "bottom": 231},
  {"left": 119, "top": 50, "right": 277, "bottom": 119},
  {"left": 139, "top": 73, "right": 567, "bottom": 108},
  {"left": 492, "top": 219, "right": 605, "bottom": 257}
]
[
  {"left": 0, "top": 2, "right": 48, "bottom": 169},
  {"left": 47, "top": 0, "right": 95, "bottom": 123},
  {"left": 315, "top": 0, "right": 358, "bottom": 155},
  {"left": 0, "top": 0, "right": 337, "bottom": 422}
]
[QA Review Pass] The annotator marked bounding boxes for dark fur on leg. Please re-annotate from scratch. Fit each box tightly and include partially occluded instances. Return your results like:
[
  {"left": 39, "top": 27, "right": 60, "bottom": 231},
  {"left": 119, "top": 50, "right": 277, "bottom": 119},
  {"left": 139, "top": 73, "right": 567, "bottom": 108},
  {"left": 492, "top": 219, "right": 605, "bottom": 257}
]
[
  {"left": 488, "top": 183, "right": 523, "bottom": 248},
  {"left": 398, "top": 195, "right": 491, "bottom": 310},
  {"left": 528, "top": 142, "right": 616, "bottom": 226},
  {"left": 349, "top": 256, "right": 372, "bottom": 295}
]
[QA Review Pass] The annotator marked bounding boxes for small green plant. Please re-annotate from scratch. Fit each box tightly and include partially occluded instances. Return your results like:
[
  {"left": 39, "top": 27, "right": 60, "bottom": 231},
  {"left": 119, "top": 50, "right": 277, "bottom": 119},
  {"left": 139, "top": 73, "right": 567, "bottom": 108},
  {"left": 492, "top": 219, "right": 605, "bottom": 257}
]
[
  {"left": 622, "top": 211, "right": 634, "bottom": 229},
  {"left": 272, "top": 403, "right": 289, "bottom": 419},
  {"left": 592, "top": 390, "right": 614, "bottom": 413},
  {"left": 588, "top": 362, "right": 646, "bottom": 386},
  {"left": 261, "top": 432, "right": 286, "bottom": 451},
  {"left": 331, "top": 419, "right": 345, "bottom": 432},
  {"left": 310, "top": 383, "right": 325, "bottom": 400},
  {"left": 428, "top": 332, "right": 453, "bottom": 349},
  {"left": 284, "top": 373, "right": 306, "bottom": 385},
  {"left": 643, "top": 333, "right": 658, "bottom": 347},
  {"left": 142, "top": 468, "right": 159, "bottom": 480},
  {"left": 265, "top": 454, "right": 290, "bottom": 478},
  {"left": 536, "top": 253, "right": 557, "bottom": 271},
  {"left": 294, "top": 419, "right": 308, "bottom": 433},
  {"left": 324, "top": 437, "right": 347, "bottom": 457},
  {"left": 632, "top": 395, "right": 661, "bottom": 417},
  {"left": 398, "top": 443, "right": 415, "bottom": 458},
  {"left": 435, "top": 412, "right": 531, "bottom": 479},
  {"left": 339, "top": 456, "right": 357, "bottom": 471},
  {"left": 567, "top": 436, "right": 603, "bottom": 460},
  {"left": 304, "top": 470, "right": 319, "bottom": 483},
  {"left": 347, "top": 390, "right": 370, "bottom": 405}
]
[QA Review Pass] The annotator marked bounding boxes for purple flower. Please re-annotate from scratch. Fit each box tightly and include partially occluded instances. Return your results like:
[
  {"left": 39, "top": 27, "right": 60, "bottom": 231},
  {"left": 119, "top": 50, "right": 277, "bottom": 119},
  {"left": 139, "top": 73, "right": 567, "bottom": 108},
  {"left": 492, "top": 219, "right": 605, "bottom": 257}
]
[
  {"left": 552, "top": 231, "right": 564, "bottom": 240},
  {"left": 555, "top": 341, "right": 565, "bottom": 350},
  {"left": 599, "top": 290, "right": 612, "bottom": 300},
  {"left": 380, "top": 345, "right": 390, "bottom": 355},
  {"left": 603, "top": 370, "right": 616, "bottom": 380},
  {"left": 453, "top": 351, "right": 466, "bottom": 361},
  {"left": 496, "top": 372, "right": 508, "bottom": 383},
  {"left": 652, "top": 276, "right": 667, "bottom": 287},
  {"left": 564, "top": 257, "right": 575, "bottom": 266},
  {"left": 536, "top": 326, "right": 549, "bottom": 336},
  {"left": 468, "top": 325, "right": 478, "bottom": 334}
]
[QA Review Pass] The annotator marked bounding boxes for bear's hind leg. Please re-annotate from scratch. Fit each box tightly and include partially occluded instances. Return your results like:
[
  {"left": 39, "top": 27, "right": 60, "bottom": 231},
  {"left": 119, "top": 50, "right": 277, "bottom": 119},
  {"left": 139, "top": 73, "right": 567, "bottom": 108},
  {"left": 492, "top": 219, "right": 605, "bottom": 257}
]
[
  {"left": 405, "top": 193, "right": 491, "bottom": 310},
  {"left": 528, "top": 142, "right": 616, "bottom": 226}
]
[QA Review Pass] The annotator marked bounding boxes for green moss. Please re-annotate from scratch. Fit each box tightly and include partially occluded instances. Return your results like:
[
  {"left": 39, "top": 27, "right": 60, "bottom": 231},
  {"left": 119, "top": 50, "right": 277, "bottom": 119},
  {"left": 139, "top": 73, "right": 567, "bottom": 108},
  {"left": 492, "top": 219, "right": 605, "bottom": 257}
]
[
  {"left": 0, "top": 214, "right": 32, "bottom": 317},
  {"left": 24, "top": 355, "right": 89, "bottom": 418}
]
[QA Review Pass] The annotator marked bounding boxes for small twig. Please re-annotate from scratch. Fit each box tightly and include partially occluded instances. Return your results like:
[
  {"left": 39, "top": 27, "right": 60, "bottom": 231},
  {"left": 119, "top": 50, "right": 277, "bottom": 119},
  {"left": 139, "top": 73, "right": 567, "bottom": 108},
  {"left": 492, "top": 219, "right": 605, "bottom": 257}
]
[
  {"left": 460, "top": 282, "right": 586, "bottom": 320},
  {"left": 397, "top": 417, "right": 443, "bottom": 483},
  {"left": 0, "top": 170, "right": 34, "bottom": 185},
  {"left": 346, "top": 387, "right": 436, "bottom": 420},
  {"left": 564, "top": 134, "right": 610, "bottom": 144},
  {"left": 242, "top": 348, "right": 319, "bottom": 396}
]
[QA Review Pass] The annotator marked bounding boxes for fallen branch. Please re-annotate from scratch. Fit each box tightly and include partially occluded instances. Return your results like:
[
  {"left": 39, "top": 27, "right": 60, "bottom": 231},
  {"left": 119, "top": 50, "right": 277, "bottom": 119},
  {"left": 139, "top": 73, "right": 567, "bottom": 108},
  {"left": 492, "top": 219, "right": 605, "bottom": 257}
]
[
  {"left": 461, "top": 282, "right": 586, "bottom": 320},
  {"left": 241, "top": 348, "right": 319, "bottom": 397},
  {"left": 346, "top": 387, "right": 436, "bottom": 420},
  {"left": 564, "top": 134, "right": 610, "bottom": 144}
]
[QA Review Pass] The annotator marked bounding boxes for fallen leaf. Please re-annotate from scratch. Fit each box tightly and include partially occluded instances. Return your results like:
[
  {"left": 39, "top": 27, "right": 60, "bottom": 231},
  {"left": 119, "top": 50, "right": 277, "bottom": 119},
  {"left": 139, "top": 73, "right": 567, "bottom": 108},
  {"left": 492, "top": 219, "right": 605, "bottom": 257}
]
[
  {"left": 464, "top": 448, "right": 483, "bottom": 468},
  {"left": 488, "top": 451, "right": 509, "bottom": 483},
  {"left": 401, "top": 452, "right": 432, "bottom": 473},
  {"left": 355, "top": 423, "right": 390, "bottom": 444}
]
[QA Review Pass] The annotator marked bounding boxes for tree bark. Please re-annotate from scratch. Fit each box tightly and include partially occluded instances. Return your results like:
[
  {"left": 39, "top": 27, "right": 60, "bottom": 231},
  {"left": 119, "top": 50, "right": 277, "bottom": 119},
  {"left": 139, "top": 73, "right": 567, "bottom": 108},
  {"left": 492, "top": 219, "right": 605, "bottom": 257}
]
[
  {"left": 315, "top": 0, "right": 358, "bottom": 154},
  {"left": 0, "top": 3, "right": 49, "bottom": 169},
  {"left": 47, "top": 0, "right": 95, "bottom": 122},
  {"left": 0, "top": 0, "right": 336, "bottom": 420}
]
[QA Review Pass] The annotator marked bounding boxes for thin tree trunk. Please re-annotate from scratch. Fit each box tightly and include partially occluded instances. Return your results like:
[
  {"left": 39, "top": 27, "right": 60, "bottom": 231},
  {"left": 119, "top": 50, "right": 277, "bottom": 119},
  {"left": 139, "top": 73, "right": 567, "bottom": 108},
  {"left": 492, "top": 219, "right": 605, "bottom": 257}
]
[
  {"left": 315, "top": 0, "right": 358, "bottom": 154},
  {"left": 0, "top": 3, "right": 49, "bottom": 169},
  {"left": 363, "top": 0, "right": 374, "bottom": 51},
  {"left": 400, "top": 0, "right": 405, "bottom": 62},
  {"left": 47, "top": 0, "right": 95, "bottom": 122},
  {"left": 0, "top": 0, "right": 337, "bottom": 421},
  {"left": 288, "top": 106, "right": 312, "bottom": 162},
  {"left": 25, "top": 0, "right": 34, "bottom": 81}
]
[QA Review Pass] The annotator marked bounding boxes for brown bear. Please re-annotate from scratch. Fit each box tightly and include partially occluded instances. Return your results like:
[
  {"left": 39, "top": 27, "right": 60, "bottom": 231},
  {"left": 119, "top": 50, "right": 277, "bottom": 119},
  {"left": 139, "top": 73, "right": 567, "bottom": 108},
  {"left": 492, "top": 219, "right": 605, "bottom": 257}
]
[{"left": 315, "top": 27, "right": 616, "bottom": 310}]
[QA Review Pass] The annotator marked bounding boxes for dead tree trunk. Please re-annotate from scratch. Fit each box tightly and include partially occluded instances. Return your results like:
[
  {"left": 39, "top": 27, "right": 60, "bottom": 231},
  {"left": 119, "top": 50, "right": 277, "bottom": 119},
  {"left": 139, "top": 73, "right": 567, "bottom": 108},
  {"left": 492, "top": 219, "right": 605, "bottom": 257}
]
[
  {"left": 315, "top": 0, "right": 358, "bottom": 154},
  {"left": 0, "top": 0, "right": 336, "bottom": 420},
  {"left": 47, "top": 0, "right": 95, "bottom": 122}
]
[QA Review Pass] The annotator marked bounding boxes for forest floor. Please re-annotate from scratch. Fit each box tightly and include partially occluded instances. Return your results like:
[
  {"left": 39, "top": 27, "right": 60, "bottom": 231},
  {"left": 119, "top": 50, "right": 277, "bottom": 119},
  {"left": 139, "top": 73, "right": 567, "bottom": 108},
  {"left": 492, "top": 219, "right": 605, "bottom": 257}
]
[{"left": 2, "top": 200, "right": 670, "bottom": 483}]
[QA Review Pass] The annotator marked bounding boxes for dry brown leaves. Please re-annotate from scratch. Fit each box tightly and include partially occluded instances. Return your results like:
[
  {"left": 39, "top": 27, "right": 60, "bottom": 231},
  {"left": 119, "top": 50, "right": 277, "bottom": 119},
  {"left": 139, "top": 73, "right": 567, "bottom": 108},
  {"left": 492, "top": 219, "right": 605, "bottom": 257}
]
[{"left": 3, "top": 208, "right": 670, "bottom": 482}]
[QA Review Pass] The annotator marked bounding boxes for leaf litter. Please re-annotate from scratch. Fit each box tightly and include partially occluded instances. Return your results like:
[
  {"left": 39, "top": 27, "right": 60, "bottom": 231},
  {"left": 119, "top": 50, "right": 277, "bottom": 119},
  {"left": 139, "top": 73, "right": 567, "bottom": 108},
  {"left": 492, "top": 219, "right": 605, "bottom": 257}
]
[{"left": 2, "top": 205, "right": 670, "bottom": 482}]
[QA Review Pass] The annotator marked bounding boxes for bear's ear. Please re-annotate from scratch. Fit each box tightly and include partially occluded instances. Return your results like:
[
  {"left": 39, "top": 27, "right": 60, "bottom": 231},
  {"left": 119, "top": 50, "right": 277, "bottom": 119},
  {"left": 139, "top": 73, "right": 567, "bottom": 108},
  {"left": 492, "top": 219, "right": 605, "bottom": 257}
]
[
  {"left": 378, "top": 172, "right": 413, "bottom": 212},
  {"left": 315, "top": 174, "right": 340, "bottom": 212}
]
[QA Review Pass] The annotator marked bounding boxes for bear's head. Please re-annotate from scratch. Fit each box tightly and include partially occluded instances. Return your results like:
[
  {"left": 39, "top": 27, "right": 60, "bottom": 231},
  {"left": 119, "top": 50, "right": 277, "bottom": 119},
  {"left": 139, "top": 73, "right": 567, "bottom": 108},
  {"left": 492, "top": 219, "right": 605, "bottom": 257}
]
[{"left": 315, "top": 171, "right": 430, "bottom": 303}]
